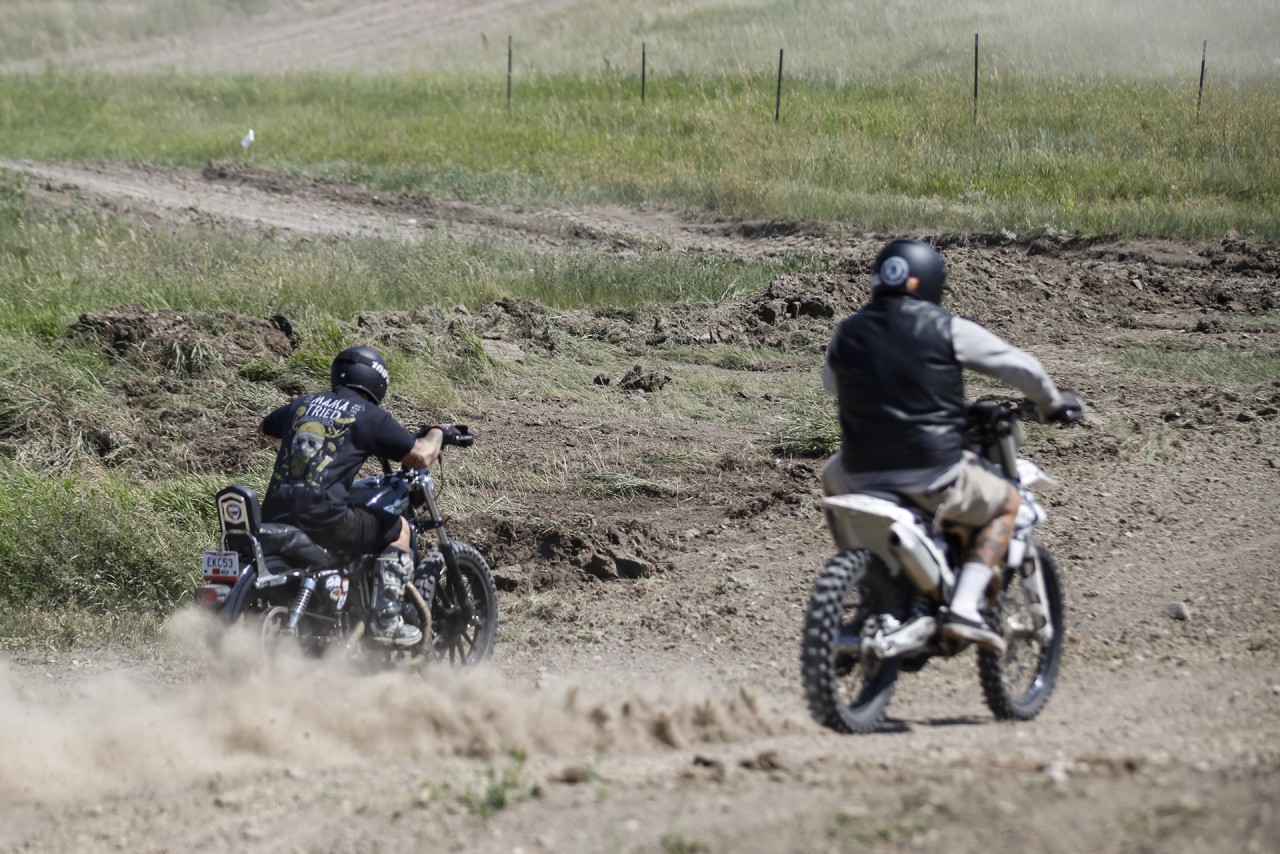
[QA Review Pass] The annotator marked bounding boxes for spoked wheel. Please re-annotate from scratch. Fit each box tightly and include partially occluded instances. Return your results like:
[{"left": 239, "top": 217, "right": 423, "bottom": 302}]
[
  {"left": 259, "top": 605, "right": 293, "bottom": 660},
  {"left": 410, "top": 543, "right": 498, "bottom": 667},
  {"left": 801, "top": 549, "right": 904, "bottom": 734},
  {"left": 979, "top": 541, "right": 1066, "bottom": 720}
]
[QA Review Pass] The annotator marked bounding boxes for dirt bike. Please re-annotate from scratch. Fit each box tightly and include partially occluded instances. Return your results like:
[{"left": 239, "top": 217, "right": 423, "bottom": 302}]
[
  {"left": 801, "top": 399, "right": 1072, "bottom": 733},
  {"left": 195, "top": 425, "right": 498, "bottom": 669}
]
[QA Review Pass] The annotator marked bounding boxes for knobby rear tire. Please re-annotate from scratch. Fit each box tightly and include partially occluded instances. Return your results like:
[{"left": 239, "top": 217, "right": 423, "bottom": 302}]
[
  {"left": 800, "top": 549, "right": 900, "bottom": 734},
  {"left": 978, "top": 541, "right": 1066, "bottom": 721}
]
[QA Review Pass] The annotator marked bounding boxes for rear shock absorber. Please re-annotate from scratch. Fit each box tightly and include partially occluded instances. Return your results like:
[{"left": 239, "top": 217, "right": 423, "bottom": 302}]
[{"left": 286, "top": 576, "right": 317, "bottom": 632}]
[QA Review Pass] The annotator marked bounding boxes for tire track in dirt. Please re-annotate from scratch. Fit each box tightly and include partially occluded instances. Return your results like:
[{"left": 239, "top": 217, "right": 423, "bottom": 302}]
[{"left": 3, "top": 158, "right": 849, "bottom": 259}]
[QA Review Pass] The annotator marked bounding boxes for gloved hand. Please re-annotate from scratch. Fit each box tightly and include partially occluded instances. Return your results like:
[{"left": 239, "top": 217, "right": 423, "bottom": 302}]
[{"left": 1047, "top": 390, "right": 1084, "bottom": 424}]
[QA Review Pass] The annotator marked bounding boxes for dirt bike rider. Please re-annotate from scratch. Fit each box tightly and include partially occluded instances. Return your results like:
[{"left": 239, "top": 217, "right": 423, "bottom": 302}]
[
  {"left": 260, "top": 345, "right": 444, "bottom": 647},
  {"left": 822, "top": 239, "right": 1082, "bottom": 653}
]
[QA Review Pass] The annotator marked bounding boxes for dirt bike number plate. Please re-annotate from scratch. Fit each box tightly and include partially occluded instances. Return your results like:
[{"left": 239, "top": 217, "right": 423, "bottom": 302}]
[{"left": 202, "top": 550, "right": 239, "bottom": 581}]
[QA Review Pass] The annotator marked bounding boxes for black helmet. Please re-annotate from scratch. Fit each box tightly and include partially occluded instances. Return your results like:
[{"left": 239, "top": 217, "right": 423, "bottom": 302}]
[
  {"left": 870, "top": 239, "right": 947, "bottom": 304},
  {"left": 331, "top": 345, "right": 390, "bottom": 404}
]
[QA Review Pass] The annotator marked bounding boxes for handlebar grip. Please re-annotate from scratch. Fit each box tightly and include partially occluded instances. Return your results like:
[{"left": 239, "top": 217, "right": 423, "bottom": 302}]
[
  {"left": 444, "top": 425, "right": 474, "bottom": 447},
  {"left": 420, "top": 423, "right": 474, "bottom": 447},
  {"left": 1047, "top": 390, "right": 1084, "bottom": 425}
]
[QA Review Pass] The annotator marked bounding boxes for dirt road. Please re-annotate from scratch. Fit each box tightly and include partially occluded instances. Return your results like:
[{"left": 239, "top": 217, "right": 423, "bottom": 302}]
[{"left": 1, "top": 152, "right": 1277, "bottom": 854}]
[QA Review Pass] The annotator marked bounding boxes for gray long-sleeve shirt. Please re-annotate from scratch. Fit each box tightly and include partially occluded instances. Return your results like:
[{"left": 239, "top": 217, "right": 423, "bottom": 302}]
[{"left": 823, "top": 316, "right": 1063, "bottom": 493}]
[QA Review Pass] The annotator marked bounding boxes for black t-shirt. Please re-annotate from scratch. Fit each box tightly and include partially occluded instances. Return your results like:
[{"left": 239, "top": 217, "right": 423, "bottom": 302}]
[{"left": 260, "top": 386, "right": 416, "bottom": 530}]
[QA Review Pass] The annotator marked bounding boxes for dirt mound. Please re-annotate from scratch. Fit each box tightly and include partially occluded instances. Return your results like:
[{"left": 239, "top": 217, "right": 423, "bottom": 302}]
[
  {"left": 69, "top": 304, "right": 295, "bottom": 373},
  {"left": 53, "top": 233, "right": 1275, "bottom": 480},
  {"left": 470, "top": 513, "right": 679, "bottom": 587}
]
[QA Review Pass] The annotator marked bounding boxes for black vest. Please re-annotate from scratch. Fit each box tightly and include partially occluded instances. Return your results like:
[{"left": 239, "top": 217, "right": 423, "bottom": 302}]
[{"left": 828, "top": 296, "right": 968, "bottom": 473}]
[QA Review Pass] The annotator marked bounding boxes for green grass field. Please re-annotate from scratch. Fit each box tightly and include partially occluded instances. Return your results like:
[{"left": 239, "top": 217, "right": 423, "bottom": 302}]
[{"left": 1, "top": 71, "right": 1276, "bottom": 238}]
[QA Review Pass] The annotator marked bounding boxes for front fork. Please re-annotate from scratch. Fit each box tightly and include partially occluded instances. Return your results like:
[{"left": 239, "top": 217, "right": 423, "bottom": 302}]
[
  {"left": 1015, "top": 541, "right": 1054, "bottom": 645},
  {"left": 413, "top": 486, "right": 467, "bottom": 612}
]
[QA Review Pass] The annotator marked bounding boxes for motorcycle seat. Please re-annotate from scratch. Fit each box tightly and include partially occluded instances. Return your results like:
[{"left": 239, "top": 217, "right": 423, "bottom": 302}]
[
  {"left": 856, "top": 488, "right": 907, "bottom": 504},
  {"left": 258, "top": 523, "right": 342, "bottom": 568},
  {"left": 852, "top": 489, "right": 938, "bottom": 525}
]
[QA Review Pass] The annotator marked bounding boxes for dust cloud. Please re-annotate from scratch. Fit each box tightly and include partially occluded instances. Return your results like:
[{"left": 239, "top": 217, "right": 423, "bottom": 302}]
[
  {"left": 966, "top": 0, "right": 1279, "bottom": 78},
  {"left": 0, "top": 609, "right": 799, "bottom": 804}
]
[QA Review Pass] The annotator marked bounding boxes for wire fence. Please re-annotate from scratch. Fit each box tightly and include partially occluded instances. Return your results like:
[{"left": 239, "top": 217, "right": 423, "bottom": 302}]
[{"left": 499, "top": 34, "right": 1241, "bottom": 125}]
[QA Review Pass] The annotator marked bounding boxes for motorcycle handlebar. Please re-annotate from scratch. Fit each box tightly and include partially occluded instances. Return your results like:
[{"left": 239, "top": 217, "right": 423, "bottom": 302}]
[
  {"left": 970, "top": 393, "right": 1083, "bottom": 428},
  {"left": 1019, "top": 391, "right": 1084, "bottom": 425},
  {"left": 380, "top": 424, "right": 476, "bottom": 473},
  {"left": 417, "top": 423, "right": 475, "bottom": 448}
]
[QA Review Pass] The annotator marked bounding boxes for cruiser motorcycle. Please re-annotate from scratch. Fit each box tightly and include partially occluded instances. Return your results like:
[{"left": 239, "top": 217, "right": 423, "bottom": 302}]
[
  {"left": 196, "top": 425, "right": 498, "bottom": 668},
  {"left": 801, "top": 399, "right": 1072, "bottom": 733}
]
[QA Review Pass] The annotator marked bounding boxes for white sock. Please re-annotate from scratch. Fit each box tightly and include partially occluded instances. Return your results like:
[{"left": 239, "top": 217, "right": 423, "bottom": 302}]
[{"left": 950, "top": 562, "right": 994, "bottom": 622}]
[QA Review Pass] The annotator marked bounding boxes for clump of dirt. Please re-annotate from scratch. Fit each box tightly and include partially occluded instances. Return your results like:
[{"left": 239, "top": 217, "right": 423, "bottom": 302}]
[
  {"left": 470, "top": 513, "right": 678, "bottom": 586},
  {"left": 48, "top": 305, "right": 298, "bottom": 475},
  {"left": 618, "top": 364, "right": 671, "bottom": 392},
  {"left": 936, "top": 233, "right": 1278, "bottom": 339},
  {"left": 69, "top": 304, "right": 295, "bottom": 373}
]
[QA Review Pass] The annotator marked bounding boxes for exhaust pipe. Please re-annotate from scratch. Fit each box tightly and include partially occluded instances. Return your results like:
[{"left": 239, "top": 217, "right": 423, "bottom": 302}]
[{"left": 887, "top": 522, "right": 943, "bottom": 598}]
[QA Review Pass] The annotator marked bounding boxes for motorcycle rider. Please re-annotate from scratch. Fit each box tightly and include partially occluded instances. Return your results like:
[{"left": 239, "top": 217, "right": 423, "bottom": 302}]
[
  {"left": 822, "top": 239, "right": 1082, "bottom": 653},
  {"left": 261, "top": 345, "right": 443, "bottom": 646}
]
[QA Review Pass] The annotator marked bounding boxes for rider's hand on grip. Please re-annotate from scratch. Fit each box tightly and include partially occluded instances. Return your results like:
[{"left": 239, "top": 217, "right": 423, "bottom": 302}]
[
  {"left": 1047, "top": 389, "right": 1084, "bottom": 425},
  {"left": 439, "top": 424, "right": 474, "bottom": 447}
]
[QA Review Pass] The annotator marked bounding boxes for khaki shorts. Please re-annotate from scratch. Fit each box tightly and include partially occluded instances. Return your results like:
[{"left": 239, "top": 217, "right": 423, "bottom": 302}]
[{"left": 823, "top": 451, "right": 1013, "bottom": 528}]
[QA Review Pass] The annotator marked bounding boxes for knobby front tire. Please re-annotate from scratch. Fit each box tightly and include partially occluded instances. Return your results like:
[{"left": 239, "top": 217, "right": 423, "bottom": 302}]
[
  {"left": 412, "top": 542, "right": 498, "bottom": 667},
  {"left": 978, "top": 542, "right": 1066, "bottom": 721}
]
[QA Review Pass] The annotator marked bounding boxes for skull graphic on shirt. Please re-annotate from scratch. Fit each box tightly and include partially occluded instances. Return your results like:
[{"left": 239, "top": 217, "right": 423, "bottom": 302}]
[{"left": 289, "top": 421, "right": 328, "bottom": 478}]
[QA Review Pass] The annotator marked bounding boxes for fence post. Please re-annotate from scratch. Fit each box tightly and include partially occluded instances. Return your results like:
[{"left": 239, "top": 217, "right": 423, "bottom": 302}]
[
  {"left": 775, "top": 48, "right": 784, "bottom": 123},
  {"left": 1195, "top": 40, "right": 1207, "bottom": 125},
  {"left": 642, "top": 42, "right": 647, "bottom": 103},
  {"left": 973, "top": 33, "right": 979, "bottom": 124},
  {"left": 507, "top": 35, "right": 513, "bottom": 111}
]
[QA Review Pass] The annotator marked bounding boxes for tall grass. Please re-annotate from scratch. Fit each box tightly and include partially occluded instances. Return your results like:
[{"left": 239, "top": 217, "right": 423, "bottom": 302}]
[
  {"left": 0, "top": 463, "right": 209, "bottom": 613},
  {"left": 0, "top": 71, "right": 1276, "bottom": 238},
  {"left": 0, "top": 176, "right": 824, "bottom": 335}
]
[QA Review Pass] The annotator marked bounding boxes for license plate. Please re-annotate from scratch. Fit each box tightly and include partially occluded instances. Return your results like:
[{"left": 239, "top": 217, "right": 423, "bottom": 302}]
[{"left": 202, "top": 550, "right": 240, "bottom": 581}]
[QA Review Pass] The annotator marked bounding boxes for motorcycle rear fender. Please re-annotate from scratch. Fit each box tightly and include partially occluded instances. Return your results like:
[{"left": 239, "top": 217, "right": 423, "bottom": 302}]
[
  {"left": 820, "top": 494, "right": 953, "bottom": 596},
  {"left": 219, "top": 565, "right": 259, "bottom": 623}
]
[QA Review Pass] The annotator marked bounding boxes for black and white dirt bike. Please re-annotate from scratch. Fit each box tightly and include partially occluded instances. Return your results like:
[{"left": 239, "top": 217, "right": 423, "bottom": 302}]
[
  {"left": 801, "top": 399, "right": 1074, "bottom": 733},
  {"left": 196, "top": 425, "right": 498, "bottom": 669}
]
